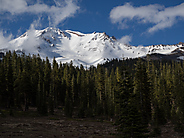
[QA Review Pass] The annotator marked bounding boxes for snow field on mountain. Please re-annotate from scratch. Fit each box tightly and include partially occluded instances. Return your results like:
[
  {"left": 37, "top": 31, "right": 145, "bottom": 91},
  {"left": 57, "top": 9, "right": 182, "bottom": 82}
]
[{"left": 1, "top": 27, "right": 183, "bottom": 66}]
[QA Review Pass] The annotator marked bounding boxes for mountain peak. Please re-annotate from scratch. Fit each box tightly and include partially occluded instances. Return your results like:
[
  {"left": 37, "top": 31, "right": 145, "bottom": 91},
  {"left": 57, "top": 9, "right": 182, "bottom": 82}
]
[{"left": 0, "top": 27, "right": 184, "bottom": 66}]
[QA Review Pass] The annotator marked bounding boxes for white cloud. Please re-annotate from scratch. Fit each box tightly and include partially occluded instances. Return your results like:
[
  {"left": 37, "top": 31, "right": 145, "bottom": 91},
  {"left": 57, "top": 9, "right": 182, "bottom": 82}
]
[
  {"left": 0, "top": 0, "right": 80, "bottom": 26},
  {"left": 0, "top": 31, "right": 13, "bottom": 49},
  {"left": 31, "top": 16, "right": 43, "bottom": 29},
  {"left": 0, "top": 0, "right": 28, "bottom": 14},
  {"left": 110, "top": 3, "right": 184, "bottom": 33},
  {"left": 21, "top": 23, "right": 41, "bottom": 54},
  {"left": 118, "top": 35, "right": 132, "bottom": 45}
]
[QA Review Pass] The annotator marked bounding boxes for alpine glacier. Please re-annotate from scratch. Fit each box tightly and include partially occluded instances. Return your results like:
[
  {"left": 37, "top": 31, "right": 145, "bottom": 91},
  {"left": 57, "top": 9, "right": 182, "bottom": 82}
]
[{"left": 0, "top": 27, "right": 184, "bottom": 66}]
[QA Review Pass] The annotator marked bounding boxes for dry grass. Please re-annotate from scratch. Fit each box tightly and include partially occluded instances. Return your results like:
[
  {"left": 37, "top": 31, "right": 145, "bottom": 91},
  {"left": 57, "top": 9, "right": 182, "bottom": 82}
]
[{"left": 0, "top": 109, "right": 117, "bottom": 138}]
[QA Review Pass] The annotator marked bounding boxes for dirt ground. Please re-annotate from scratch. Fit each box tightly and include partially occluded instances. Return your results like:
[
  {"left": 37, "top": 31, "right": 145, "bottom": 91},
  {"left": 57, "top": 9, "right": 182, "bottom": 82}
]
[
  {"left": 0, "top": 114, "right": 117, "bottom": 138},
  {"left": 0, "top": 109, "right": 183, "bottom": 138},
  {"left": 157, "top": 122, "right": 184, "bottom": 138}
]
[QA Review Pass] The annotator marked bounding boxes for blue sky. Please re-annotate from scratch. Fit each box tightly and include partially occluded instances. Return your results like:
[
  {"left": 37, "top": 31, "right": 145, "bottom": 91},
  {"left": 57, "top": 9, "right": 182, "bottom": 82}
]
[{"left": 0, "top": 0, "right": 184, "bottom": 46}]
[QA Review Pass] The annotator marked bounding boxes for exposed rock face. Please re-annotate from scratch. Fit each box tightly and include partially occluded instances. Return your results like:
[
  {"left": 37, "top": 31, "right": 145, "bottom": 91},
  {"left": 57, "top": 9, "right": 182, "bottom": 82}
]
[{"left": 179, "top": 42, "right": 184, "bottom": 46}]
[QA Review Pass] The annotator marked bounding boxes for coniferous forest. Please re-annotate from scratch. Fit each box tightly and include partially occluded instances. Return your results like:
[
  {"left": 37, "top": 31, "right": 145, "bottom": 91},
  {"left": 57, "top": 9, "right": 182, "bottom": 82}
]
[{"left": 1, "top": 51, "right": 184, "bottom": 137}]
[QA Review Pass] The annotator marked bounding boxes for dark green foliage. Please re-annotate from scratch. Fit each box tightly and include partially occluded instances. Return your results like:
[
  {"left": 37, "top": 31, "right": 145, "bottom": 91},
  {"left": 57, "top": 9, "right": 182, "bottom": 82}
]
[
  {"left": 96, "top": 64, "right": 106, "bottom": 115},
  {"left": 1, "top": 51, "right": 184, "bottom": 136},
  {"left": 63, "top": 63, "right": 73, "bottom": 117},
  {"left": 77, "top": 65, "right": 87, "bottom": 117},
  {"left": 118, "top": 102, "right": 149, "bottom": 138},
  {"left": 116, "top": 66, "right": 148, "bottom": 137},
  {"left": 5, "top": 51, "right": 14, "bottom": 108},
  {"left": 44, "top": 57, "right": 52, "bottom": 114},
  {"left": 134, "top": 58, "right": 151, "bottom": 125},
  {"left": 0, "top": 59, "right": 6, "bottom": 107}
]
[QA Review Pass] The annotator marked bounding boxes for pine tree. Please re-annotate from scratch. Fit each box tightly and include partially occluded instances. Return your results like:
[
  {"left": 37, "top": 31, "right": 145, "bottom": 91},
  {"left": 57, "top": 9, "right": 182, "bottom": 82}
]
[
  {"left": 75, "top": 70, "right": 81, "bottom": 105},
  {"left": 117, "top": 66, "right": 148, "bottom": 138},
  {"left": 14, "top": 69, "right": 22, "bottom": 109},
  {"left": 21, "top": 68, "right": 31, "bottom": 111},
  {"left": 78, "top": 64, "right": 87, "bottom": 117},
  {"left": 51, "top": 57, "right": 60, "bottom": 108},
  {"left": 36, "top": 56, "right": 48, "bottom": 115},
  {"left": 85, "top": 70, "right": 94, "bottom": 117},
  {"left": 134, "top": 58, "right": 151, "bottom": 125},
  {"left": 104, "top": 68, "right": 110, "bottom": 115},
  {"left": 173, "top": 62, "right": 184, "bottom": 123},
  {"left": 96, "top": 64, "right": 105, "bottom": 115},
  {"left": 108, "top": 69, "right": 116, "bottom": 117},
  {"left": 5, "top": 51, "right": 14, "bottom": 108},
  {"left": 44, "top": 57, "right": 52, "bottom": 114},
  {"left": 58, "top": 62, "right": 65, "bottom": 106},
  {"left": 30, "top": 54, "right": 39, "bottom": 107},
  {"left": 0, "top": 59, "right": 6, "bottom": 107},
  {"left": 115, "top": 67, "right": 121, "bottom": 116},
  {"left": 63, "top": 63, "right": 73, "bottom": 117},
  {"left": 71, "top": 74, "right": 76, "bottom": 105},
  {"left": 21, "top": 56, "right": 33, "bottom": 111}
]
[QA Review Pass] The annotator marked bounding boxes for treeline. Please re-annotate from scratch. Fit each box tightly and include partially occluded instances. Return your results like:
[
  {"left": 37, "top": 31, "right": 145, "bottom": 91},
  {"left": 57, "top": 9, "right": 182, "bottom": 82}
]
[{"left": 1, "top": 51, "right": 184, "bottom": 137}]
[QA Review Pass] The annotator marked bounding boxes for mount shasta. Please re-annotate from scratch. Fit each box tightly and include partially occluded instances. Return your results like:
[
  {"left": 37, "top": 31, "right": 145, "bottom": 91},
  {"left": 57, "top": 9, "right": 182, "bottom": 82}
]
[{"left": 1, "top": 27, "right": 184, "bottom": 66}]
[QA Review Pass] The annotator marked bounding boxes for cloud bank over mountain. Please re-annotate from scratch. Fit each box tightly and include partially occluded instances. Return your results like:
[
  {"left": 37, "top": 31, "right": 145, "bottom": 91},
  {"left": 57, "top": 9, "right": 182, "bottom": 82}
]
[{"left": 0, "top": 31, "right": 13, "bottom": 49}]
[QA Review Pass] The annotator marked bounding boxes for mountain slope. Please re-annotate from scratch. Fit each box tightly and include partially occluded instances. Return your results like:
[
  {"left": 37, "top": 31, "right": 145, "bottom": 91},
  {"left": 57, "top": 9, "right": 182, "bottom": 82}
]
[{"left": 0, "top": 27, "right": 184, "bottom": 66}]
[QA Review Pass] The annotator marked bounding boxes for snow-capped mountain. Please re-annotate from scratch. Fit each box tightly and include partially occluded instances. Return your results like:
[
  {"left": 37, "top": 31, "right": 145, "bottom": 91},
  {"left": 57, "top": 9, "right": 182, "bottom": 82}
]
[{"left": 1, "top": 27, "right": 184, "bottom": 66}]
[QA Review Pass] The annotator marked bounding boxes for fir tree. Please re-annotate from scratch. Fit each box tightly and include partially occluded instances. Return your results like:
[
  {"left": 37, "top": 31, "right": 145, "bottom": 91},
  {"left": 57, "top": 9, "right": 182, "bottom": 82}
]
[
  {"left": 96, "top": 64, "right": 105, "bottom": 115},
  {"left": 78, "top": 64, "right": 87, "bottom": 117},
  {"left": 134, "top": 58, "right": 151, "bottom": 125},
  {"left": 117, "top": 66, "right": 148, "bottom": 138},
  {"left": 14, "top": 69, "right": 22, "bottom": 109},
  {"left": 44, "top": 57, "right": 52, "bottom": 114},
  {"left": 5, "top": 51, "right": 14, "bottom": 108},
  {"left": 63, "top": 63, "right": 73, "bottom": 117},
  {"left": 0, "top": 59, "right": 6, "bottom": 107}
]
